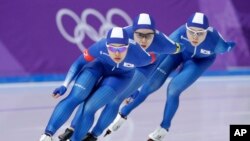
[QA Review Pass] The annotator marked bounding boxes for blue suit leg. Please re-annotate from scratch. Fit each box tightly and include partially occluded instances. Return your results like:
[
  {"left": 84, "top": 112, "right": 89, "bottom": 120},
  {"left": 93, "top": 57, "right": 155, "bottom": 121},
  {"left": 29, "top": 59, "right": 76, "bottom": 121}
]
[
  {"left": 70, "top": 102, "right": 85, "bottom": 129},
  {"left": 71, "top": 71, "right": 134, "bottom": 140},
  {"left": 71, "top": 86, "right": 116, "bottom": 141},
  {"left": 44, "top": 70, "right": 99, "bottom": 135},
  {"left": 160, "top": 55, "right": 216, "bottom": 129},
  {"left": 91, "top": 70, "right": 146, "bottom": 137},
  {"left": 71, "top": 80, "right": 101, "bottom": 129},
  {"left": 120, "top": 55, "right": 182, "bottom": 117},
  {"left": 91, "top": 102, "right": 121, "bottom": 137}
]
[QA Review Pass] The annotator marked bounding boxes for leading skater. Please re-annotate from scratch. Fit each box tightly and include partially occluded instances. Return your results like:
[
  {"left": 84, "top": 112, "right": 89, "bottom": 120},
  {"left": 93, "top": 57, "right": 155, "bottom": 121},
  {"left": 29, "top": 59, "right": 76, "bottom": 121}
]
[{"left": 39, "top": 27, "right": 157, "bottom": 141}]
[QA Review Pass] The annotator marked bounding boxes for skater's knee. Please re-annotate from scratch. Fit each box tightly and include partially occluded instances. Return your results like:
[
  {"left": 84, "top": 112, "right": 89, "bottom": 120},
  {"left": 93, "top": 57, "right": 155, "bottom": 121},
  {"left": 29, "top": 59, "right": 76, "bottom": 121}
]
[
  {"left": 111, "top": 101, "right": 122, "bottom": 107},
  {"left": 58, "top": 95, "right": 81, "bottom": 108},
  {"left": 144, "top": 80, "right": 163, "bottom": 94},
  {"left": 67, "top": 88, "right": 89, "bottom": 103},
  {"left": 83, "top": 104, "right": 98, "bottom": 115},
  {"left": 167, "top": 86, "right": 182, "bottom": 98}
]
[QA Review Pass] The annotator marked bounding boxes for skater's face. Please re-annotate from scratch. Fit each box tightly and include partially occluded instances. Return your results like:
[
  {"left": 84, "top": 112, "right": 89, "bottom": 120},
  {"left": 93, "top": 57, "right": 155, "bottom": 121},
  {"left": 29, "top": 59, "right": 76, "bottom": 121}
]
[
  {"left": 186, "top": 25, "right": 207, "bottom": 46},
  {"left": 107, "top": 43, "right": 128, "bottom": 63},
  {"left": 134, "top": 29, "right": 154, "bottom": 50}
]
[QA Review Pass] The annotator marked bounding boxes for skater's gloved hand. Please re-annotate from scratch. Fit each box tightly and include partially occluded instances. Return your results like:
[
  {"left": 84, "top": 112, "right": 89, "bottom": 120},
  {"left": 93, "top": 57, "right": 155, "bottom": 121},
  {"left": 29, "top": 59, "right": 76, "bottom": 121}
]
[
  {"left": 174, "top": 42, "right": 185, "bottom": 54},
  {"left": 226, "top": 41, "right": 236, "bottom": 52},
  {"left": 214, "top": 41, "right": 236, "bottom": 53},
  {"left": 52, "top": 85, "right": 67, "bottom": 98},
  {"left": 177, "top": 36, "right": 193, "bottom": 53}
]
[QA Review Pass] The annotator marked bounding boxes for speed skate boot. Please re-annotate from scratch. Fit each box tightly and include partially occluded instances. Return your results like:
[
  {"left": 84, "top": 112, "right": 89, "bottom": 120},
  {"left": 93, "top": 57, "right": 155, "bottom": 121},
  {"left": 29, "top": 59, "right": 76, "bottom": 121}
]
[
  {"left": 147, "top": 127, "right": 168, "bottom": 141},
  {"left": 58, "top": 128, "right": 74, "bottom": 141},
  {"left": 104, "top": 113, "right": 127, "bottom": 137},
  {"left": 39, "top": 133, "right": 53, "bottom": 141},
  {"left": 82, "top": 133, "right": 97, "bottom": 141}
]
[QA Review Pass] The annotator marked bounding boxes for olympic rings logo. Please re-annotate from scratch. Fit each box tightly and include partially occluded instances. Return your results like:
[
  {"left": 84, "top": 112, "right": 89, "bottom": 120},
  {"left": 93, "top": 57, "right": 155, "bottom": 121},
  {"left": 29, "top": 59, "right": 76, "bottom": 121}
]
[{"left": 56, "top": 8, "right": 132, "bottom": 51}]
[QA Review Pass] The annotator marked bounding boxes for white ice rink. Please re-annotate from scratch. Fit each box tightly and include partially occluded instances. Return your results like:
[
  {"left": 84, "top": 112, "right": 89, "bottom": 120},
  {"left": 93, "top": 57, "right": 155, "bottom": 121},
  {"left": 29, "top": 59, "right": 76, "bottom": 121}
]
[{"left": 0, "top": 75, "right": 250, "bottom": 141}]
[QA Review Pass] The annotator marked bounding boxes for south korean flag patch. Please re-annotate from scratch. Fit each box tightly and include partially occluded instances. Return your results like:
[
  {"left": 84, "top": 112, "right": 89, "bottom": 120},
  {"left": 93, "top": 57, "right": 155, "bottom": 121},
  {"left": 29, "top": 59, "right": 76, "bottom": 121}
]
[{"left": 200, "top": 49, "right": 211, "bottom": 55}]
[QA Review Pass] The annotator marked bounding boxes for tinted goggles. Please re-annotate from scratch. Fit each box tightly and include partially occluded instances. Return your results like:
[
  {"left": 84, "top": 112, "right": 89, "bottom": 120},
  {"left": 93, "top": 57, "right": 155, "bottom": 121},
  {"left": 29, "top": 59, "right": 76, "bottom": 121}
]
[{"left": 106, "top": 44, "right": 128, "bottom": 53}]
